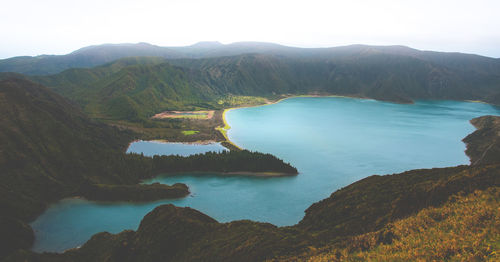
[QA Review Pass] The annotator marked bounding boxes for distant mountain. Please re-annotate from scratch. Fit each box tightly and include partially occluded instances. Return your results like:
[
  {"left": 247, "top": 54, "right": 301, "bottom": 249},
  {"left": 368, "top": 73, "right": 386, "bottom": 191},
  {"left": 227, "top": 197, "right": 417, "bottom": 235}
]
[
  {"left": 0, "top": 43, "right": 183, "bottom": 75},
  {"left": 3, "top": 41, "right": 500, "bottom": 77},
  {"left": 0, "top": 41, "right": 309, "bottom": 75},
  {"left": 168, "top": 41, "right": 312, "bottom": 58}
]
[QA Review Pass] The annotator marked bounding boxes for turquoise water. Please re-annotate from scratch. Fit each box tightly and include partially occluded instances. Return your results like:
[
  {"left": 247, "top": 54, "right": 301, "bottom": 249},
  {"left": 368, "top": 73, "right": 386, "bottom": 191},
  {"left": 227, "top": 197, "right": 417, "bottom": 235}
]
[
  {"left": 126, "top": 140, "right": 228, "bottom": 156},
  {"left": 31, "top": 97, "right": 500, "bottom": 252}
]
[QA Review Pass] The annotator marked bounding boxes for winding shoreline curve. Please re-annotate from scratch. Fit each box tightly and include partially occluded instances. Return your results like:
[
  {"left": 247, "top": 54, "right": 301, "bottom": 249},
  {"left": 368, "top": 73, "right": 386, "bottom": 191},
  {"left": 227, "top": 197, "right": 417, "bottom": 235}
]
[
  {"left": 215, "top": 94, "right": 498, "bottom": 150},
  {"left": 216, "top": 94, "right": 368, "bottom": 150}
]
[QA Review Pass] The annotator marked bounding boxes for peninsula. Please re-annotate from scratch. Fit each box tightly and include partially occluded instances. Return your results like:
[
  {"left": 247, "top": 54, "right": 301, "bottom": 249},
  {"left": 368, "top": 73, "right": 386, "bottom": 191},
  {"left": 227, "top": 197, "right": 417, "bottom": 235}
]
[{"left": 0, "top": 78, "right": 297, "bottom": 259}]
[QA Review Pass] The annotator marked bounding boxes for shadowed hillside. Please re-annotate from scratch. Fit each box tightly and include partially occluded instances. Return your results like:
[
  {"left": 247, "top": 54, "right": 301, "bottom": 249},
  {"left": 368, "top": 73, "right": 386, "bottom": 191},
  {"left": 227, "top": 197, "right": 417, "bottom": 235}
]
[
  {"left": 463, "top": 115, "right": 500, "bottom": 165},
  {"left": 0, "top": 78, "right": 297, "bottom": 259},
  {"left": 0, "top": 78, "right": 141, "bottom": 219},
  {"left": 0, "top": 77, "right": 149, "bottom": 258}
]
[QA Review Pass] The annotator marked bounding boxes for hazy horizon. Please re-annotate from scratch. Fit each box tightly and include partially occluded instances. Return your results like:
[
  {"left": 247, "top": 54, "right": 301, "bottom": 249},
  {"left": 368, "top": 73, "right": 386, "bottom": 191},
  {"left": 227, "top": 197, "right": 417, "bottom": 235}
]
[
  {"left": 2, "top": 41, "right": 500, "bottom": 60},
  {"left": 2, "top": 0, "right": 499, "bottom": 59}
]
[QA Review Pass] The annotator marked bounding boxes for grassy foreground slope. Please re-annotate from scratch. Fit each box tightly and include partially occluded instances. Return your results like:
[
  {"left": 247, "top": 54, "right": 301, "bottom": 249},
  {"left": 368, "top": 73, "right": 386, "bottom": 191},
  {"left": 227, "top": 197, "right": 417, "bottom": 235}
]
[
  {"left": 0, "top": 78, "right": 297, "bottom": 260},
  {"left": 11, "top": 116, "right": 499, "bottom": 261},
  {"left": 303, "top": 187, "right": 500, "bottom": 261}
]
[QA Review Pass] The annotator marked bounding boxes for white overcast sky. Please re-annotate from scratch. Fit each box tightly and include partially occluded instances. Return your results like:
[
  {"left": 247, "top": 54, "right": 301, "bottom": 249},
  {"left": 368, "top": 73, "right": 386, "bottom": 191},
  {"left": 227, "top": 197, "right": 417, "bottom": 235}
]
[{"left": 1, "top": 0, "right": 499, "bottom": 58}]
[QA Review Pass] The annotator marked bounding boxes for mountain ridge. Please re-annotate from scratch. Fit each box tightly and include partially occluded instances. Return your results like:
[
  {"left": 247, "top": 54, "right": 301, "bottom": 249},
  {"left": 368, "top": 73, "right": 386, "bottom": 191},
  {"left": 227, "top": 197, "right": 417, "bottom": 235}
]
[{"left": 2, "top": 42, "right": 499, "bottom": 75}]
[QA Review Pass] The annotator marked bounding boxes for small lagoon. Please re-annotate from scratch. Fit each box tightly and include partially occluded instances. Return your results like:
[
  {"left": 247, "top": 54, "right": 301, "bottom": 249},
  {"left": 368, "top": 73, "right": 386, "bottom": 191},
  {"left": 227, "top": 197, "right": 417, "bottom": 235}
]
[{"left": 31, "top": 97, "right": 500, "bottom": 252}]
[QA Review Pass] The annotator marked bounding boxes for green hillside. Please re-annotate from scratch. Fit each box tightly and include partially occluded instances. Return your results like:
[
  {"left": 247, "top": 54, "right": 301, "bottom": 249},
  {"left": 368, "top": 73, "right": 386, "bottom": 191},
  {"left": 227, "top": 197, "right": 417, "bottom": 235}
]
[
  {"left": 2, "top": 43, "right": 499, "bottom": 112},
  {"left": 171, "top": 51, "right": 500, "bottom": 104},
  {"left": 31, "top": 58, "right": 219, "bottom": 120},
  {"left": 2, "top": 43, "right": 500, "bottom": 104},
  {"left": 28, "top": 50, "right": 500, "bottom": 127}
]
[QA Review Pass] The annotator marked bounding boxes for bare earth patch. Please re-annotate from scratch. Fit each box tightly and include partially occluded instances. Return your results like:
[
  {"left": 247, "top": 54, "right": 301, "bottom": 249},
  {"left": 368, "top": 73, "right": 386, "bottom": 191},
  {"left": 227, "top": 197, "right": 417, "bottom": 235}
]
[{"left": 152, "top": 110, "right": 215, "bottom": 120}]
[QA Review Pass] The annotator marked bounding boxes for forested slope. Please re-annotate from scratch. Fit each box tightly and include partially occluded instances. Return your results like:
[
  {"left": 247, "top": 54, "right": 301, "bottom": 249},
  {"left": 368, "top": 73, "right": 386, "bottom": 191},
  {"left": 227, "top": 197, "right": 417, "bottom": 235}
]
[
  {"left": 0, "top": 78, "right": 296, "bottom": 259},
  {"left": 26, "top": 52, "right": 500, "bottom": 127}
]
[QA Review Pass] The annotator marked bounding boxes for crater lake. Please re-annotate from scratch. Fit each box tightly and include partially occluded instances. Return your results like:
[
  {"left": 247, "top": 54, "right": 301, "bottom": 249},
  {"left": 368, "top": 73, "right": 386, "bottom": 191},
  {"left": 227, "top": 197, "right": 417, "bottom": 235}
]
[{"left": 31, "top": 97, "right": 500, "bottom": 252}]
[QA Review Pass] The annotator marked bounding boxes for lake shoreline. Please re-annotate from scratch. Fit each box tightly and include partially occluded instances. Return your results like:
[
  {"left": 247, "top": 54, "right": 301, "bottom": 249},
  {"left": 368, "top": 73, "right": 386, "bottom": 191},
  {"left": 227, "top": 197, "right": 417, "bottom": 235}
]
[
  {"left": 136, "top": 139, "right": 220, "bottom": 146},
  {"left": 125, "top": 139, "right": 228, "bottom": 155},
  {"left": 126, "top": 95, "right": 495, "bottom": 153},
  {"left": 216, "top": 94, "right": 373, "bottom": 149},
  {"left": 28, "top": 102, "right": 499, "bottom": 254},
  {"left": 125, "top": 95, "right": 363, "bottom": 152},
  {"left": 215, "top": 95, "right": 499, "bottom": 150},
  {"left": 152, "top": 171, "right": 298, "bottom": 179}
]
